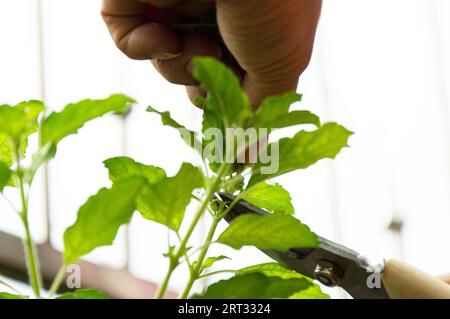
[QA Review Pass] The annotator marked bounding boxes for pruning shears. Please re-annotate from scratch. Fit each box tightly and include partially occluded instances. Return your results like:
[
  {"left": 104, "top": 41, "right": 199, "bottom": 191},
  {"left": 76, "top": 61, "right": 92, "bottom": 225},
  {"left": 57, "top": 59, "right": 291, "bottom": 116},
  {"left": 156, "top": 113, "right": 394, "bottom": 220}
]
[
  {"left": 218, "top": 193, "right": 391, "bottom": 299},
  {"left": 218, "top": 193, "right": 450, "bottom": 299}
]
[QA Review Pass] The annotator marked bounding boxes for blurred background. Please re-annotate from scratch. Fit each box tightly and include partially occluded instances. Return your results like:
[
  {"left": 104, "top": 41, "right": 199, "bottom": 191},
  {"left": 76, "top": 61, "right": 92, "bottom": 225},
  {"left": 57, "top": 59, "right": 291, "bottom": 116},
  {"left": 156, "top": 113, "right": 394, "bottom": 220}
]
[{"left": 0, "top": 0, "right": 449, "bottom": 298}]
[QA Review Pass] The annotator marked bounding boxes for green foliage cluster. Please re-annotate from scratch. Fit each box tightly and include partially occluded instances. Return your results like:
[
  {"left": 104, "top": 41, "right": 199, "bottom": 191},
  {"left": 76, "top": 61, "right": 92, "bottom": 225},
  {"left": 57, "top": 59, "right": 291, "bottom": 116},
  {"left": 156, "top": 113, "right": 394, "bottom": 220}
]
[{"left": 0, "top": 58, "right": 351, "bottom": 299}]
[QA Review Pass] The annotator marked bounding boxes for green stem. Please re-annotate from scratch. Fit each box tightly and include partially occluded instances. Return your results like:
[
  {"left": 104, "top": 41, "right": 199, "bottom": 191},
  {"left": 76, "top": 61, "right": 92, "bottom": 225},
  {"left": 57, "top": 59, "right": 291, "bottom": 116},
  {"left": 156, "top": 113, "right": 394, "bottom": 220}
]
[
  {"left": 177, "top": 178, "right": 256, "bottom": 298},
  {"left": 176, "top": 232, "right": 194, "bottom": 273},
  {"left": 16, "top": 146, "right": 42, "bottom": 298},
  {"left": 179, "top": 216, "right": 221, "bottom": 299},
  {"left": 48, "top": 264, "right": 67, "bottom": 298},
  {"left": 154, "top": 163, "right": 229, "bottom": 299},
  {"left": 21, "top": 216, "right": 42, "bottom": 298},
  {"left": 155, "top": 262, "right": 176, "bottom": 299},
  {"left": 19, "top": 183, "right": 42, "bottom": 298},
  {"left": 178, "top": 164, "right": 227, "bottom": 253}
]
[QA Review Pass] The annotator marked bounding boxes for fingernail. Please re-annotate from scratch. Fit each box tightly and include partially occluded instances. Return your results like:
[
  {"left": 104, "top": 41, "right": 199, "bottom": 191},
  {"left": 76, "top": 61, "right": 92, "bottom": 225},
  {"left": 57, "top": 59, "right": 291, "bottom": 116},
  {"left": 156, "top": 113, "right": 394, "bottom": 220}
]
[{"left": 150, "top": 52, "right": 181, "bottom": 60}]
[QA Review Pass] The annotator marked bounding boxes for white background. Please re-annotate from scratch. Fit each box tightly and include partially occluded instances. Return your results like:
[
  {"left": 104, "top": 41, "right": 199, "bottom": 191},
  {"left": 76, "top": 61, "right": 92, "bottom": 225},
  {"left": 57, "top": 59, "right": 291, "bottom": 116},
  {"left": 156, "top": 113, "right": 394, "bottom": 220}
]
[{"left": 0, "top": 0, "right": 449, "bottom": 298}]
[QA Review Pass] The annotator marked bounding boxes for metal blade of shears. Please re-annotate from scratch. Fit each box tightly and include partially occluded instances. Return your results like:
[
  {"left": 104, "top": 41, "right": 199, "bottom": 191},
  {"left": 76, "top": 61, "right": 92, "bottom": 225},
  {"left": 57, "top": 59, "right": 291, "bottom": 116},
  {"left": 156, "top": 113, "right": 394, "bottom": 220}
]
[{"left": 218, "top": 193, "right": 390, "bottom": 299}]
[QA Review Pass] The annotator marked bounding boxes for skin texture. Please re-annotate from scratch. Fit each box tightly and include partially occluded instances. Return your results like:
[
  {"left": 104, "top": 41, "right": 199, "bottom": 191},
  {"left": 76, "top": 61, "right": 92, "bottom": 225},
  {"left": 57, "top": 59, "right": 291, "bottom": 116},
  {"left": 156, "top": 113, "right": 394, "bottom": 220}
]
[{"left": 101, "top": 0, "right": 322, "bottom": 108}]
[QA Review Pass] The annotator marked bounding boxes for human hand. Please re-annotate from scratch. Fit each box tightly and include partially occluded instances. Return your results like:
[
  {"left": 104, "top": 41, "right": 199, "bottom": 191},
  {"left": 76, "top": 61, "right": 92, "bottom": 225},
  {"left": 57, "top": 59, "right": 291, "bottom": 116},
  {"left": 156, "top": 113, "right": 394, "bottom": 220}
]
[{"left": 102, "top": 0, "right": 322, "bottom": 107}]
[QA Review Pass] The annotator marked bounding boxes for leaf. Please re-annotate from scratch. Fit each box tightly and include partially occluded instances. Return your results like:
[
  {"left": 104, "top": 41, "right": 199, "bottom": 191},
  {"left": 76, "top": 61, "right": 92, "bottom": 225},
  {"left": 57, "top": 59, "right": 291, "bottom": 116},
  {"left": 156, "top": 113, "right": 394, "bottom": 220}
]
[
  {"left": 202, "top": 109, "right": 225, "bottom": 172},
  {"left": 289, "top": 286, "right": 330, "bottom": 299},
  {"left": 202, "top": 255, "right": 230, "bottom": 269},
  {"left": 194, "top": 273, "right": 310, "bottom": 299},
  {"left": 0, "top": 105, "right": 28, "bottom": 141},
  {"left": 0, "top": 292, "right": 28, "bottom": 299},
  {"left": 147, "top": 106, "right": 201, "bottom": 151},
  {"left": 146, "top": 105, "right": 193, "bottom": 132},
  {"left": 0, "top": 101, "right": 45, "bottom": 168},
  {"left": 103, "top": 156, "right": 166, "bottom": 185},
  {"left": 55, "top": 288, "right": 109, "bottom": 299},
  {"left": 16, "top": 100, "right": 45, "bottom": 127},
  {"left": 217, "top": 212, "right": 318, "bottom": 251},
  {"left": 23, "top": 143, "right": 57, "bottom": 184},
  {"left": 41, "top": 94, "right": 135, "bottom": 145},
  {"left": 63, "top": 177, "right": 145, "bottom": 264},
  {"left": 238, "top": 263, "right": 301, "bottom": 279},
  {"left": 254, "top": 92, "right": 320, "bottom": 130},
  {"left": 249, "top": 123, "right": 353, "bottom": 186},
  {"left": 0, "top": 161, "right": 12, "bottom": 192},
  {"left": 264, "top": 110, "right": 320, "bottom": 130},
  {"left": 0, "top": 130, "right": 27, "bottom": 172},
  {"left": 238, "top": 263, "right": 329, "bottom": 299},
  {"left": 194, "top": 255, "right": 230, "bottom": 271},
  {"left": 255, "top": 93, "right": 300, "bottom": 123},
  {"left": 0, "top": 133, "right": 13, "bottom": 167},
  {"left": 242, "top": 182, "right": 294, "bottom": 214},
  {"left": 193, "top": 58, "right": 252, "bottom": 171},
  {"left": 193, "top": 57, "right": 251, "bottom": 129},
  {"left": 136, "top": 163, "right": 204, "bottom": 231}
]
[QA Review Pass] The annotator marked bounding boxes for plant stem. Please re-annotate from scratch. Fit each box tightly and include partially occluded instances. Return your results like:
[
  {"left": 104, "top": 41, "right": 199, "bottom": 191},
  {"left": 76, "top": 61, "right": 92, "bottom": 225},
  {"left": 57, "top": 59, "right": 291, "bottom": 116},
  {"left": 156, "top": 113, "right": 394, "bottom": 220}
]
[
  {"left": 20, "top": 215, "right": 42, "bottom": 298},
  {"left": 48, "top": 264, "right": 67, "bottom": 298},
  {"left": 177, "top": 164, "right": 227, "bottom": 254},
  {"left": 155, "top": 262, "right": 176, "bottom": 299},
  {"left": 178, "top": 190, "right": 247, "bottom": 299},
  {"left": 15, "top": 145, "right": 42, "bottom": 299},
  {"left": 154, "top": 163, "right": 229, "bottom": 299},
  {"left": 177, "top": 176, "right": 255, "bottom": 298},
  {"left": 179, "top": 216, "right": 220, "bottom": 299},
  {"left": 176, "top": 232, "right": 193, "bottom": 272}
]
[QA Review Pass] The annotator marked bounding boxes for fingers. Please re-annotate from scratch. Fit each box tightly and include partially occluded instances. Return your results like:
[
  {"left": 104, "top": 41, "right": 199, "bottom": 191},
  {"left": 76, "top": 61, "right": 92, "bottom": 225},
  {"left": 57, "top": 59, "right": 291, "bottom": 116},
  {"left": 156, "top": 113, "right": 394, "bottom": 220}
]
[
  {"left": 152, "top": 33, "right": 221, "bottom": 85},
  {"left": 115, "top": 23, "right": 181, "bottom": 60},
  {"left": 103, "top": 0, "right": 220, "bottom": 86},
  {"left": 186, "top": 85, "right": 205, "bottom": 108},
  {"left": 216, "top": 0, "right": 322, "bottom": 108},
  {"left": 102, "top": 0, "right": 181, "bottom": 60}
]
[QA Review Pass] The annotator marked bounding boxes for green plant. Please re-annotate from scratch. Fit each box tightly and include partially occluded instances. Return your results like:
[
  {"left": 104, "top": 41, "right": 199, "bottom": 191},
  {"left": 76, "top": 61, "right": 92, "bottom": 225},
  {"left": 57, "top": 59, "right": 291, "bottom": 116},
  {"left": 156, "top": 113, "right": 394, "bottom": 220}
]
[
  {"left": 0, "top": 57, "right": 352, "bottom": 299},
  {"left": 0, "top": 94, "right": 134, "bottom": 299}
]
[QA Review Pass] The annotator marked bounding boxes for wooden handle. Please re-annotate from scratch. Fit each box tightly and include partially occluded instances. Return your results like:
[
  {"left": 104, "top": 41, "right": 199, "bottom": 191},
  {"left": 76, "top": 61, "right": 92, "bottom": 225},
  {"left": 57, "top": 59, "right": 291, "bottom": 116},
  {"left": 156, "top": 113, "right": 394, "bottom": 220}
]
[{"left": 382, "top": 259, "right": 450, "bottom": 299}]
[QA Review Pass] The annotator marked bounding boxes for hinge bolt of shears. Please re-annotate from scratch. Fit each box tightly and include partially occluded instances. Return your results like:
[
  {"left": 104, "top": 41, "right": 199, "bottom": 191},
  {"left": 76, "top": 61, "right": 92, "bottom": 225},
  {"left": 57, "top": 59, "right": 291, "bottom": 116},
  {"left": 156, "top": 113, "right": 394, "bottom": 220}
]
[{"left": 314, "top": 261, "right": 344, "bottom": 287}]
